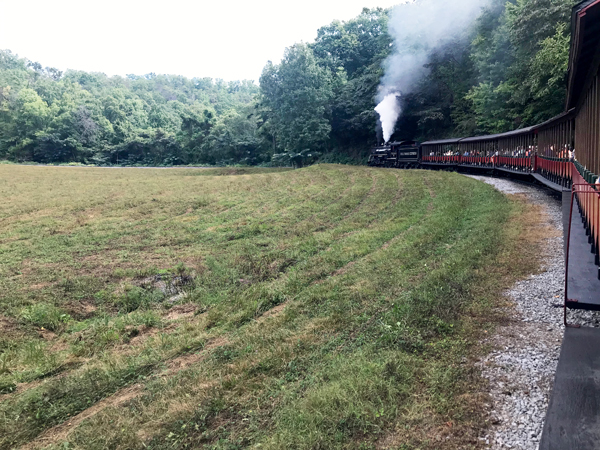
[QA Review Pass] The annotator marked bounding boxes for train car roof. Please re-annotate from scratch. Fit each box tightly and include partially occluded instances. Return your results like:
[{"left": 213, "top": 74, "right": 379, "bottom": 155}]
[
  {"left": 389, "top": 140, "right": 419, "bottom": 146},
  {"left": 421, "top": 138, "right": 462, "bottom": 145},
  {"left": 422, "top": 124, "right": 542, "bottom": 146},
  {"left": 460, "top": 126, "right": 537, "bottom": 143},
  {"left": 535, "top": 108, "right": 577, "bottom": 130}
]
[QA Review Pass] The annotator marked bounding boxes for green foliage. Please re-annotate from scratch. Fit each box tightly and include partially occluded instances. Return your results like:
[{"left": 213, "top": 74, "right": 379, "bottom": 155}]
[
  {"left": 0, "top": 0, "right": 579, "bottom": 164},
  {"left": 259, "top": 43, "right": 334, "bottom": 166},
  {"left": 255, "top": 8, "right": 392, "bottom": 166},
  {"left": 69, "top": 310, "right": 163, "bottom": 356},
  {"left": 465, "top": 0, "right": 575, "bottom": 133},
  {"left": 115, "top": 286, "right": 165, "bottom": 313},
  {"left": 0, "top": 52, "right": 264, "bottom": 166},
  {"left": 19, "top": 304, "right": 71, "bottom": 331}
]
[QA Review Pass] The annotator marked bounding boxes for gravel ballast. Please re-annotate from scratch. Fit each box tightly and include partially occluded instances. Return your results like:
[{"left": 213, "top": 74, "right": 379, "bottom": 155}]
[{"left": 465, "top": 175, "right": 600, "bottom": 449}]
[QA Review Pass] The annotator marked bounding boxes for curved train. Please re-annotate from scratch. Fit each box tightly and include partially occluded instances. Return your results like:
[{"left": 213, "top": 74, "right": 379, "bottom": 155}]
[
  {"left": 367, "top": 109, "right": 585, "bottom": 192},
  {"left": 368, "top": 117, "right": 573, "bottom": 183}
]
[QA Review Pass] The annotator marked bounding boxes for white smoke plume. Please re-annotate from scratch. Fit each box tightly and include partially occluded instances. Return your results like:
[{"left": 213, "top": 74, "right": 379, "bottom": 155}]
[
  {"left": 375, "top": 93, "right": 401, "bottom": 143},
  {"left": 375, "top": 0, "right": 489, "bottom": 142}
]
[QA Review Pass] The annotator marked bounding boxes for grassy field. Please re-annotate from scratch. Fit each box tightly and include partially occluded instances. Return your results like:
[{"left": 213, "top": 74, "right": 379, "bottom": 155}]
[{"left": 0, "top": 164, "right": 539, "bottom": 449}]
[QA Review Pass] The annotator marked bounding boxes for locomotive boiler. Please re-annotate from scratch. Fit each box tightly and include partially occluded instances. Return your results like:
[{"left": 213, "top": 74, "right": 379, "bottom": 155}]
[{"left": 368, "top": 140, "right": 421, "bottom": 168}]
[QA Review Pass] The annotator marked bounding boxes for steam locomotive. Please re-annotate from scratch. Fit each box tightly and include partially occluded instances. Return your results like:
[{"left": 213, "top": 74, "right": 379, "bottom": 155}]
[{"left": 367, "top": 140, "right": 421, "bottom": 168}]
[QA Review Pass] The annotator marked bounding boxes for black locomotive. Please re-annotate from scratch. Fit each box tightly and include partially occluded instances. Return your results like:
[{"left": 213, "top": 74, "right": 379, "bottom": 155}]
[{"left": 368, "top": 141, "right": 421, "bottom": 168}]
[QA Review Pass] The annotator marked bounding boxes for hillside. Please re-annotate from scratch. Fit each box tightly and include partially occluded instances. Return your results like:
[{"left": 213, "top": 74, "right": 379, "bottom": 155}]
[{"left": 0, "top": 165, "right": 539, "bottom": 449}]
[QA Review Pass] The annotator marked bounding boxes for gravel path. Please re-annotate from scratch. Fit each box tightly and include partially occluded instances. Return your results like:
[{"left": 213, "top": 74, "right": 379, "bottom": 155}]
[{"left": 465, "top": 175, "right": 600, "bottom": 449}]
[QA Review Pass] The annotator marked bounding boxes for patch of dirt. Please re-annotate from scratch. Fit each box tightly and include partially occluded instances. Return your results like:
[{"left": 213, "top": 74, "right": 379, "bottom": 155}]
[
  {"left": 49, "top": 338, "right": 70, "bottom": 353},
  {"left": 134, "top": 379, "right": 222, "bottom": 444},
  {"left": 164, "top": 351, "right": 205, "bottom": 372},
  {"left": 4, "top": 379, "right": 44, "bottom": 402},
  {"left": 27, "top": 283, "right": 51, "bottom": 290},
  {"left": 66, "top": 301, "right": 97, "bottom": 319},
  {"left": 3, "top": 365, "right": 79, "bottom": 405},
  {"left": 375, "top": 416, "right": 482, "bottom": 450},
  {"left": 38, "top": 329, "right": 57, "bottom": 341},
  {"left": 0, "top": 315, "right": 19, "bottom": 335},
  {"left": 330, "top": 261, "right": 357, "bottom": 278},
  {"left": 165, "top": 303, "right": 197, "bottom": 321},
  {"left": 0, "top": 315, "right": 26, "bottom": 342},
  {"left": 164, "top": 336, "right": 228, "bottom": 372},
  {"left": 257, "top": 302, "right": 288, "bottom": 322},
  {"left": 74, "top": 252, "right": 181, "bottom": 280},
  {"left": 125, "top": 323, "right": 179, "bottom": 349}
]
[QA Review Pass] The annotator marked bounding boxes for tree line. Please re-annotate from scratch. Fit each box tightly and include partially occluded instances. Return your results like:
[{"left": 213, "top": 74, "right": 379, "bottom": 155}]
[{"left": 0, "top": 0, "right": 575, "bottom": 166}]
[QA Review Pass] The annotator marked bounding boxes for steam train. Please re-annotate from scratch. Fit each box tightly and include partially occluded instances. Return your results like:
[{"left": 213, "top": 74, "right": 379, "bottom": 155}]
[{"left": 367, "top": 141, "right": 421, "bottom": 168}]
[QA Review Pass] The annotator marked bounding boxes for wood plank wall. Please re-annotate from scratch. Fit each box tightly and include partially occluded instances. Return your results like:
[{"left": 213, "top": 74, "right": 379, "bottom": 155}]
[{"left": 575, "top": 68, "right": 600, "bottom": 174}]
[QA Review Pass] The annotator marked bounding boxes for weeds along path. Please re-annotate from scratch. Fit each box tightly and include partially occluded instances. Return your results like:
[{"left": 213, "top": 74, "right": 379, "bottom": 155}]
[{"left": 0, "top": 166, "right": 533, "bottom": 449}]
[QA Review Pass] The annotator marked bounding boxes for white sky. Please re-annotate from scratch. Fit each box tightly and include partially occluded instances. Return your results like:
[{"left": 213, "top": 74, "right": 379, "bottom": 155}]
[{"left": 0, "top": 0, "right": 401, "bottom": 82}]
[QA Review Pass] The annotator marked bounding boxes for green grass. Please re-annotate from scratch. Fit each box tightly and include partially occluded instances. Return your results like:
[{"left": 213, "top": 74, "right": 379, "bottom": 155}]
[{"left": 0, "top": 164, "right": 537, "bottom": 449}]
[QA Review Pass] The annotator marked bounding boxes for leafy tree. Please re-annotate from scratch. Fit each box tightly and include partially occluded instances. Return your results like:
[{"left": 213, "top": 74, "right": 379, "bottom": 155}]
[
  {"left": 203, "top": 104, "right": 268, "bottom": 165},
  {"left": 2, "top": 88, "right": 50, "bottom": 161},
  {"left": 177, "top": 103, "right": 216, "bottom": 164},
  {"left": 467, "top": 0, "right": 575, "bottom": 132},
  {"left": 259, "top": 43, "right": 333, "bottom": 165},
  {"left": 312, "top": 8, "right": 392, "bottom": 156}
]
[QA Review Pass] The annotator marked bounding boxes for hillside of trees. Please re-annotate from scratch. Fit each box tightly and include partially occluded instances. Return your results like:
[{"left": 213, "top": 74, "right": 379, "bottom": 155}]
[{"left": 0, "top": 0, "right": 575, "bottom": 166}]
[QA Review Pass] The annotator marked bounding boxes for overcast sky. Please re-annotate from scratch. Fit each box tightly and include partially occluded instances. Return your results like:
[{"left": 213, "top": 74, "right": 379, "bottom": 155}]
[{"left": 1, "top": 0, "right": 401, "bottom": 82}]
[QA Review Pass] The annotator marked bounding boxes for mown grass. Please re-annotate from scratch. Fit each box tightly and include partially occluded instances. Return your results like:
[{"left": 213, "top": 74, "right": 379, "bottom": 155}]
[{"left": 0, "top": 165, "right": 537, "bottom": 449}]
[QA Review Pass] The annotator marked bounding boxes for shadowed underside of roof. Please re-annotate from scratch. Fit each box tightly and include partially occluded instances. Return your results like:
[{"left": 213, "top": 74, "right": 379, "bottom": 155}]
[{"left": 566, "top": 0, "right": 600, "bottom": 110}]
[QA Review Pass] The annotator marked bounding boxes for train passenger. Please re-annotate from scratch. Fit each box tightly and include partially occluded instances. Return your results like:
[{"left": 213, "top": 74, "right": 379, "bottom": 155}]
[{"left": 559, "top": 145, "right": 568, "bottom": 159}]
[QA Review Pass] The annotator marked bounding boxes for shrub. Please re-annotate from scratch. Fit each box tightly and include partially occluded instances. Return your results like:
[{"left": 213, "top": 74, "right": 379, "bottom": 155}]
[
  {"left": 19, "top": 304, "right": 72, "bottom": 331},
  {"left": 114, "top": 286, "right": 164, "bottom": 313}
]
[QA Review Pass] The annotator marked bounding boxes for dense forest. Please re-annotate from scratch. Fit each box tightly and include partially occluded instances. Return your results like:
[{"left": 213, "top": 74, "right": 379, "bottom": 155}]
[{"left": 0, "top": 0, "right": 575, "bottom": 166}]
